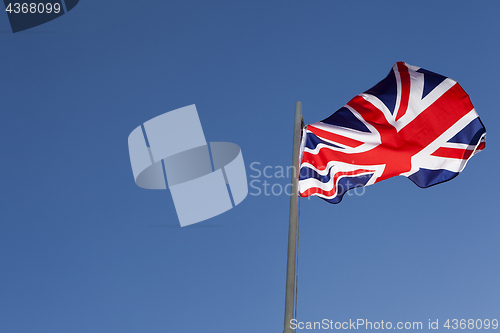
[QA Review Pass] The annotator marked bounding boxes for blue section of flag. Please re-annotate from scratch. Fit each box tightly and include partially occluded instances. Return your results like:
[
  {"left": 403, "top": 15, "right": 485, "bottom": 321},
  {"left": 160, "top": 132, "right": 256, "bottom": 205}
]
[
  {"left": 447, "top": 118, "right": 486, "bottom": 145},
  {"left": 321, "top": 107, "right": 370, "bottom": 133},
  {"left": 322, "top": 174, "right": 373, "bottom": 204},
  {"left": 364, "top": 68, "right": 397, "bottom": 114},
  {"left": 299, "top": 164, "right": 333, "bottom": 183},
  {"left": 304, "top": 130, "right": 344, "bottom": 151},
  {"left": 408, "top": 168, "right": 460, "bottom": 188},
  {"left": 416, "top": 68, "right": 447, "bottom": 99},
  {"left": 299, "top": 163, "right": 373, "bottom": 203}
]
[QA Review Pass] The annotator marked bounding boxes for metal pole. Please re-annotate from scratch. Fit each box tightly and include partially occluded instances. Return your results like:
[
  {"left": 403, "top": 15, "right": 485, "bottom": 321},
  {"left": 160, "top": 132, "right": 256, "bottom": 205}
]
[{"left": 283, "top": 101, "right": 303, "bottom": 333}]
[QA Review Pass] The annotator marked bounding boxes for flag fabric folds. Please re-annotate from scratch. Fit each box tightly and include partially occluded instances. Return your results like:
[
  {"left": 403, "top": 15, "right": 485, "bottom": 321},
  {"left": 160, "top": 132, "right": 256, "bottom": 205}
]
[{"left": 298, "top": 62, "right": 486, "bottom": 203}]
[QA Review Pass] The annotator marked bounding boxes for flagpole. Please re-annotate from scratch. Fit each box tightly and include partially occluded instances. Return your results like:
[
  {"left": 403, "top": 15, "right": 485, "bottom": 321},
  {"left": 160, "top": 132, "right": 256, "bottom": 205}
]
[{"left": 283, "top": 101, "right": 303, "bottom": 333}]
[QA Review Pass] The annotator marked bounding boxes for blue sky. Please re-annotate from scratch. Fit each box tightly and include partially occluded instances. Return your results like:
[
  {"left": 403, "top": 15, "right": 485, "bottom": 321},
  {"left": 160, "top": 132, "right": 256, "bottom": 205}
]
[{"left": 1, "top": 1, "right": 499, "bottom": 332}]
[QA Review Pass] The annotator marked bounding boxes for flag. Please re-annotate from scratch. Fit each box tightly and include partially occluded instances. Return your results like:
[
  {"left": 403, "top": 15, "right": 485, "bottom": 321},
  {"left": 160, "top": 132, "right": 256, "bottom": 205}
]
[{"left": 299, "top": 62, "right": 486, "bottom": 203}]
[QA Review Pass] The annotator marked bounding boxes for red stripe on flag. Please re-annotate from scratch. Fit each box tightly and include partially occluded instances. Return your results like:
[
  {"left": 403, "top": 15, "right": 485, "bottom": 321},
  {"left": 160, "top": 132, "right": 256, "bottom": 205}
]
[
  {"left": 308, "top": 125, "right": 364, "bottom": 148},
  {"left": 347, "top": 95, "right": 394, "bottom": 129},
  {"left": 431, "top": 147, "right": 473, "bottom": 160},
  {"left": 477, "top": 141, "right": 485, "bottom": 151},
  {"left": 395, "top": 62, "right": 410, "bottom": 121}
]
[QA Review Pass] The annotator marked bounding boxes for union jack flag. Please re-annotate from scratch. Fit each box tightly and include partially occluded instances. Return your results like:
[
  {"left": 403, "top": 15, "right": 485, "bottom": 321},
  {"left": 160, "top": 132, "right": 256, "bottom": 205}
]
[{"left": 299, "top": 62, "right": 486, "bottom": 203}]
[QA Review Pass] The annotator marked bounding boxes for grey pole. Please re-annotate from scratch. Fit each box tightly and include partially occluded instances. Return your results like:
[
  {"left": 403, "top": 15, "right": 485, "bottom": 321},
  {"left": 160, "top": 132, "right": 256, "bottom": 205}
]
[{"left": 283, "top": 101, "right": 303, "bottom": 333}]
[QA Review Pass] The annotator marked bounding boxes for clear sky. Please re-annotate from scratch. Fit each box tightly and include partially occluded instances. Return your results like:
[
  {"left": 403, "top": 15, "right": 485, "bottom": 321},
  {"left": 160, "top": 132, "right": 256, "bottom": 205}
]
[{"left": 1, "top": 1, "right": 499, "bottom": 332}]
